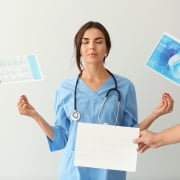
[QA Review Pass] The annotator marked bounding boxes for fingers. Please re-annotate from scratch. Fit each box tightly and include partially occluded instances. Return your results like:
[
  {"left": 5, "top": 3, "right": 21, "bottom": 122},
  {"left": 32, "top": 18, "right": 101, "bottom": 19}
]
[
  {"left": 133, "top": 130, "right": 152, "bottom": 153},
  {"left": 137, "top": 144, "right": 150, "bottom": 153},
  {"left": 165, "top": 93, "right": 174, "bottom": 111},
  {"left": 17, "top": 95, "right": 29, "bottom": 115},
  {"left": 134, "top": 130, "right": 145, "bottom": 144},
  {"left": 133, "top": 138, "right": 139, "bottom": 144},
  {"left": 18, "top": 95, "right": 30, "bottom": 107},
  {"left": 162, "top": 92, "right": 174, "bottom": 113},
  {"left": 134, "top": 138, "right": 150, "bottom": 153},
  {"left": 157, "top": 92, "right": 174, "bottom": 115}
]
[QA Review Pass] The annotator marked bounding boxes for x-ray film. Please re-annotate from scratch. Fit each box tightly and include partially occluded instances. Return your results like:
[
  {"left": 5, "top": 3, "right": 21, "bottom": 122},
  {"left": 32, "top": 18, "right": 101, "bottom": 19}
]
[{"left": 145, "top": 33, "right": 180, "bottom": 86}]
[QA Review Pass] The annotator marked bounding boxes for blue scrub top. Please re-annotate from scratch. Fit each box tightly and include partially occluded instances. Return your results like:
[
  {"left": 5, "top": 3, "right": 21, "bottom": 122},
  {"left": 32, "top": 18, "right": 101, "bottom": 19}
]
[{"left": 47, "top": 73, "right": 138, "bottom": 180}]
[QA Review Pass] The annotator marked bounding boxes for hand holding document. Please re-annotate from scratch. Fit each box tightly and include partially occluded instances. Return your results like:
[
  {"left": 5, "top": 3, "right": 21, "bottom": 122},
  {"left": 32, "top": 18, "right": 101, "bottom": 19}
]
[
  {"left": 0, "top": 54, "right": 43, "bottom": 84},
  {"left": 145, "top": 33, "right": 180, "bottom": 86},
  {"left": 74, "top": 122, "right": 139, "bottom": 172}
]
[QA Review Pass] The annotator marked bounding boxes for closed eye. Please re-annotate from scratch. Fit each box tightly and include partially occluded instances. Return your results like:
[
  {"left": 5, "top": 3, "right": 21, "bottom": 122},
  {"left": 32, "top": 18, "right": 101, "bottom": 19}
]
[
  {"left": 81, "top": 37, "right": 105, "bottom": 44},
  {"left": 81, "top": 38, "right": 89, "bottom": 44},
  {"left": 95, "top": 39, "right": 103, "bottom": 44}
]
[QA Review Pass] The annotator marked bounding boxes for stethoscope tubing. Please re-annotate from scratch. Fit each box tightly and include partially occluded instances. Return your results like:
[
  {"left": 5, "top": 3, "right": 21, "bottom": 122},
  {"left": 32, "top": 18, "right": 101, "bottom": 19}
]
[{"left": 72, "top": 69, "right": 121, "bottom": 124}]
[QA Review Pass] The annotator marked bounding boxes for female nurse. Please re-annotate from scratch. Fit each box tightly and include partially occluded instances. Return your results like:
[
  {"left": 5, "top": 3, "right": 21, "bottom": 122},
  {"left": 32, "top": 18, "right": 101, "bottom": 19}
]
[{"left": 17, "top": 21, "right": 173, "bottom": 180}]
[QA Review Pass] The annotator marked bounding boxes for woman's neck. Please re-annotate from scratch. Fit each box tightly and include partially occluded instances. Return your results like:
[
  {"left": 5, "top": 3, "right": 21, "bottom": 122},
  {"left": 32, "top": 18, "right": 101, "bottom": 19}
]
[
  {"left": 81, "top": 66, "right": 109, "bottom": 80},
  {"left": 80, "top": 67, "right": 110, "bottom": 91}
]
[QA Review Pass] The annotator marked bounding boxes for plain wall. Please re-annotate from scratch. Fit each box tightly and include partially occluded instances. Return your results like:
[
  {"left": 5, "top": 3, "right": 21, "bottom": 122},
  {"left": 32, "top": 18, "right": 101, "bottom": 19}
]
[{"left": 0, "top": 0, "right": 179, "bottom": 179}]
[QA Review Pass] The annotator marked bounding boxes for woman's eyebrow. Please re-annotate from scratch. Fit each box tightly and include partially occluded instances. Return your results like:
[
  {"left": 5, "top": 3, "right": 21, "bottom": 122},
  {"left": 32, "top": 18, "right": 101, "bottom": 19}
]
[
  {"left": 95, "top": 37, "right": 104, "bottom": 40},
  {"left": 82, "top": 37, "right": 89, "bottom": 40},
  {"left": 82, "top": 37, "right": 104, "bottom": 40}
]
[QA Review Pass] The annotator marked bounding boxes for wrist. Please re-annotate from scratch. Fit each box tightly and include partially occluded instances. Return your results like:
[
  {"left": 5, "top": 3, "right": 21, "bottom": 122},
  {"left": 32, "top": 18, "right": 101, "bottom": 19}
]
[
  {"left": 151, "top": 111, "right": 161, "bottom": 120},
  {"left": 153, "top": 133, "right": 163, "bottom": 148},
  {"left": 31, "top": 111, "right": 41, "bottom": 121}
]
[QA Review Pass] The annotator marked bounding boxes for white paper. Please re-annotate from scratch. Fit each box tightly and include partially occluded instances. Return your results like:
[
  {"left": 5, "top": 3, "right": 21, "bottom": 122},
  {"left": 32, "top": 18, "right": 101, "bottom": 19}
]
[
  {"left": 0, "top": 54, "right": 43, "bottom": 84},
  {"left": 74, "top": 122, "right": 139, "bottom": 172}
]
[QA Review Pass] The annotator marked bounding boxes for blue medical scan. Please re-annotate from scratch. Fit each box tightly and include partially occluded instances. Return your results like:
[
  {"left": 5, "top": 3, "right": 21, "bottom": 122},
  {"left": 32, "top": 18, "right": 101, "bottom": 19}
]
[{"left": 146, "top": 33, "right": 180, "bottom": 86}]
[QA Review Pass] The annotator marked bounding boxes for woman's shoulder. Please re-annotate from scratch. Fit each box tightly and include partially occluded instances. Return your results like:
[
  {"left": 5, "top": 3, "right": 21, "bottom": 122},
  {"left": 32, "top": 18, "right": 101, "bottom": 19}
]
[
  {"left": 114, "top": 73, "right": 134, "bottom": 85},
  {"left": 112, "top": 73, "right": 136, "bottom": 93},
  {"left": 56, "top": 75, "right": 77, "bottom": 91}
]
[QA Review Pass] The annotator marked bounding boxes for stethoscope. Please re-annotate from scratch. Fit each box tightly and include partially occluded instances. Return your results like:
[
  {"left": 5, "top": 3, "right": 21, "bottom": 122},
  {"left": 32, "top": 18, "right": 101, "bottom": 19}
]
[{"left": 71, "top": 69, "right": 121, "bottom": 125}]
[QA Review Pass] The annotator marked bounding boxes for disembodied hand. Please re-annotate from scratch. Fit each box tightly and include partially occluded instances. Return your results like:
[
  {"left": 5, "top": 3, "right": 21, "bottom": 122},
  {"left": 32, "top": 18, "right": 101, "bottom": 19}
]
[{"left": 134, "top": 130, "right": 159, "bottom": 153}]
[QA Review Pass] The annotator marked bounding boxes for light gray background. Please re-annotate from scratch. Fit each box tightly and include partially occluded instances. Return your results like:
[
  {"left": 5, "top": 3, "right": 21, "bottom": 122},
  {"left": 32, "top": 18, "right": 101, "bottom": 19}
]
[{"left": 0, "top": 0, "right": 179, "bottom": 179}]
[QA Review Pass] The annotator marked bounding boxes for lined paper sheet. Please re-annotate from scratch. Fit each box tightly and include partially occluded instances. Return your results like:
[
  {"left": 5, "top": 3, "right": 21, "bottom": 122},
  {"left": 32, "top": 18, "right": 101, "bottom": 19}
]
[{"left": 74, "top": 122, "right": 139, "bottom": 172}]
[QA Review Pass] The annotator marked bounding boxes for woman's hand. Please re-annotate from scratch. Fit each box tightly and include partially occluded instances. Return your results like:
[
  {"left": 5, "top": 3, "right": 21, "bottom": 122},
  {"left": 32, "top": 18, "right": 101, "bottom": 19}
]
[
  {"left": 153, "top": 92, "right": 174, "bottom": 117},
  {"left": 17, "top": 95, "right": 54, "bottom": 139},
  {"left": 17, "top": 95, "right": 37, "bottom": 118}
]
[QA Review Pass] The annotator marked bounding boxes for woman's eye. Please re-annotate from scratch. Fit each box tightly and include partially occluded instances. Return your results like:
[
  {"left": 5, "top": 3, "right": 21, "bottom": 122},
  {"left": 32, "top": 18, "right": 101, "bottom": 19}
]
[
  {"left": 96, "top": 40, "right": 103, "bottom": 44},
  {"left": 81, "top": 40, "right": 89, "bottom": 44}
]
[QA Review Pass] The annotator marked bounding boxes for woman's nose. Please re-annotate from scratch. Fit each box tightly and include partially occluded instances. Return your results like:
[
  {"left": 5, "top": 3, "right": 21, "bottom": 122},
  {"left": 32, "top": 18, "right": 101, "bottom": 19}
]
[
  {"left": 89, "top": 43, "right": 95, "bottom": 50},
  {"left": 89, "top": 47, "right": 94, "bottom": 50}
]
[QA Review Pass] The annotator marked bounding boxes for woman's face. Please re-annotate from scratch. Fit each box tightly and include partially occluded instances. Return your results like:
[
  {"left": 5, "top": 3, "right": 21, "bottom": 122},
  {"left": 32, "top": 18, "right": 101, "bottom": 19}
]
[{"left": 80, "top": 28, "right": 107, "bottom": 66}]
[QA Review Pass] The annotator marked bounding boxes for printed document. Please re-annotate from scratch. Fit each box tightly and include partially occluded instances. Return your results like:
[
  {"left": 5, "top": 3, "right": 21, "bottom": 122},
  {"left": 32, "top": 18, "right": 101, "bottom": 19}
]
[{"left": 0, "top": 54, "right": 43, "bottom": 84}]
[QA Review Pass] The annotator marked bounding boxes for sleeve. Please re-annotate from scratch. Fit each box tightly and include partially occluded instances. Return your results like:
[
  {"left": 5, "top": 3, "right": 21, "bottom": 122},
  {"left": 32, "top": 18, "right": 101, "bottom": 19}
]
[
  {"left": 123, "top": 82, "right": 138, "bottom": 127},
  {"left": 47, "top": 87, "right": 70, "bottom": 152}
]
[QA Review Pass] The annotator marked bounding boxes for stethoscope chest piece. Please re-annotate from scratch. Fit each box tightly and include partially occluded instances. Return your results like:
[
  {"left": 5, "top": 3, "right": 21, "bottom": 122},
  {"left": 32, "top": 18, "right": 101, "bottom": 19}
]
[{"left": 71, "top": 111, "right": 80, "bottom": 121}]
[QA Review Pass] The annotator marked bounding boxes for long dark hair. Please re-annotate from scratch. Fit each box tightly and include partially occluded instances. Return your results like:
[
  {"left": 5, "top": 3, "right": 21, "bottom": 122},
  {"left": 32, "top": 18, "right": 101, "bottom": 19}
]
[{"left": 74, "top": 21, "right": 111, "bottom": 72}]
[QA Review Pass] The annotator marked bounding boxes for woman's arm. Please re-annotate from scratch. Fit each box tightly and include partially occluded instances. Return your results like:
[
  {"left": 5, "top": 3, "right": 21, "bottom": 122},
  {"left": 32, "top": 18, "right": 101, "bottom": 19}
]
[
  {"left": 17, "top": 95, "right": 54, "bottom": 140},
  {"left": 138, "top": 93, "right": 174, "bottom": 130}
]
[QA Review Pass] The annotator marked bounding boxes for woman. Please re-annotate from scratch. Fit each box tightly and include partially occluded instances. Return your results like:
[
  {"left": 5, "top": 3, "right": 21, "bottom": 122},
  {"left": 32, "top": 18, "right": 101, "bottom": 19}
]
[{"left": 17, "top": 21, "right": 173, "bottom": 180}]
